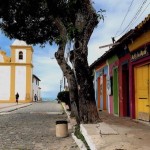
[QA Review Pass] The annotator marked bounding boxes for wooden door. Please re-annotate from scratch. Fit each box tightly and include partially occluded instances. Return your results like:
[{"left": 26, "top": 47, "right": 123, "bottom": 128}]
[
  {"left": 103, "top": 75, "right": 107, "bottom": 110},
  {"left": 97, "top": 77, "right": 101, "bottom": 110},
  {"left": 135, "top": 65, "right": 150, "bottom": 121},
  {"left": 122, "top": 63, "right": 130, "bottom": 117}
]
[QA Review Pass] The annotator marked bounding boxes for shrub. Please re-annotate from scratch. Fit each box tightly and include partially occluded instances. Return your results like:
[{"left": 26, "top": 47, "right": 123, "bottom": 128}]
[{"left": 57, "top": 91, "right": 71, "bottom": 110}]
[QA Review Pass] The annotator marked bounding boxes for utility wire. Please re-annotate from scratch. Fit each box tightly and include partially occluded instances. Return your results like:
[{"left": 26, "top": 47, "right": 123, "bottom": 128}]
[
  {"left": 115, "top": 0, "right": 148, "bottom": 38},
  {"left": 124, "top": 0, "right": 148, "bottom": 31},
  {"left": 133, "top": 1, "right": 150, "bottom": 25},
  {"left": 115, "top": 0, "right": 135, "bottom": 37}
]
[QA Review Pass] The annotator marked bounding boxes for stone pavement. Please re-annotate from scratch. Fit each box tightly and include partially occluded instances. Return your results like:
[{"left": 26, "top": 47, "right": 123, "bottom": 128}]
[
  {"left": 2, "top": 102, "right": 150, "bottom": 150},
  {"left": 0, "top": 101, "right": 79, "bottom": 150}
]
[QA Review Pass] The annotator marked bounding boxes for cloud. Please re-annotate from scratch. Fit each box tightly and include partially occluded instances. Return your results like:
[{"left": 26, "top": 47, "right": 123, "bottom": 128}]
[
  {"left": 32, "top": 43, "right": 63, "bottom": 98},
  {"left": 33, "top": 52, "right": 62, "bottom": 95},
  {"left": 88, "top": 0, "right": 150, "bottom": 65}
]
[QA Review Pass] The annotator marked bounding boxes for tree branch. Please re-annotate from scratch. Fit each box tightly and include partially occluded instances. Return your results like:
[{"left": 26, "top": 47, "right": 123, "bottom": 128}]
[
  {"left": 54, "top": 17, "right": 67, "bottom": 45},
  {"left": 53, "top": 17, "right": 80, "bottom": 123},
  {"left": 82, "top": 0, "right": 98, "bottom": 46}
]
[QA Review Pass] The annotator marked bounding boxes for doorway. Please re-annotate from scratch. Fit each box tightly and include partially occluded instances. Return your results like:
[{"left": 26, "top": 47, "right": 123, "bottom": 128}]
[
  {"left": 113, "top": 68, "right": 119, "bottom": 115},
  {"left": 103, "top": 75, "right": 107, "bottom": 110},
  {"left": 122, "top": 63, "right": 130, "bottom": 117},
  {"left": 135, "top": 64, "right": 150, "bottom": 121},
  {"left": 97, "top": 77, "right": 101, "bottom": 110}
]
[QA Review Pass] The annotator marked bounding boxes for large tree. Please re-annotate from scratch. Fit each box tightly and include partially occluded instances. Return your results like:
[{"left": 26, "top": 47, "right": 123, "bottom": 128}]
[{"left": 0, "top": 0, "right": 104, "bottom": 123}]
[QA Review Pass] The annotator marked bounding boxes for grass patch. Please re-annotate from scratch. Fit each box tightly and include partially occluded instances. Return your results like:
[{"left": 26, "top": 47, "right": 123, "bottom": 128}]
[{"left": 74, "top": 125, "right": 90, "bottom": 150}]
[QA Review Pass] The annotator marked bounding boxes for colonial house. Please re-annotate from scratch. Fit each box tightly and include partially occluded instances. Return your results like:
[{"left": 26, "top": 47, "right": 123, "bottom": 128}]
[
  {"left": 33, "top": 74, "right": 41, "bottom": 101},
  {"left": 91, "top": 14, "right": 150, "bottom": 122},
  {"left": 0, "top": 39, "right": 41, "bottom": 103}
]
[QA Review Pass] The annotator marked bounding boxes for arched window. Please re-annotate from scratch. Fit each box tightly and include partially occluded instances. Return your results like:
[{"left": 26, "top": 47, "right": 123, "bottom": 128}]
[{"left": 19, "top": 51, "right": 23, "bottom": 60}]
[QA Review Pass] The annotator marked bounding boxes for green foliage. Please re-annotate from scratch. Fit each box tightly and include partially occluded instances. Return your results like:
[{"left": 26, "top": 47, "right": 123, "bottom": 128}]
[
  {"left": 0, "top": 0, "right": 104, "bottom": 46},
  {"left": 57, "top": 91, "right": 71, "bottom": 109},
  {"left": 0, "top": 0, "right": 59, "bottom": 45},
  {"left": 0, "top": 0, "right": 83, "bottom": 45},
  {"left": 97, "top": 9, "right": 106, "bottom": 22}
]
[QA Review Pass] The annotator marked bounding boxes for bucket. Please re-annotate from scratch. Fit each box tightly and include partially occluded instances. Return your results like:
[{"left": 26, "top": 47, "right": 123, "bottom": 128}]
[{"left": 56, "top": 120, "right": 68, "bottom": 138}]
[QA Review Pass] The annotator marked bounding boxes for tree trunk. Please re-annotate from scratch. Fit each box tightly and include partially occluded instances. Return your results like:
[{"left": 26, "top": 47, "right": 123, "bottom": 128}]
[
  {"left": 55, "top": 46, "right": 80, "bottom": 124},
  {"left": 73, "top": 44, "right": 100, "bottom": 123},
  {"left": 53, "top": 1, "right": 101, "bottom": 124},
  {"left": 70, "top": 0, "right": 101, "bottom": 123},
  {"left": 54, "top": 18, "right": 79, "bottom": 123}
]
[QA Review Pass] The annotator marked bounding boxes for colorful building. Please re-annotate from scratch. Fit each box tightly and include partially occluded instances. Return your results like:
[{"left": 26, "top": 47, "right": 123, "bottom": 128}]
[
  {"left": 95, "top": 62, "right": 108, "bottom": 111},
  {"left": 91, "top": 14, "right": 150, "bottom": 122},
  {"left": 107, "top": 54, "right": 119, "bottom": 115},
  {"left": 0, "top": 39, "right": 41, "bottom": 103},
  {"left": 128, "top": 14, "right": 150, "bottom": 121}
]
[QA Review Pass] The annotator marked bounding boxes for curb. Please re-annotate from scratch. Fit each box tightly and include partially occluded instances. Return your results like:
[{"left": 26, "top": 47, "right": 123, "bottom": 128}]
[
  {"left": 61, "top": 102, "right": 88, "bottom": 150},
  {"left": 80, "top": 124, "right": 97, "bottom": 150},
  {"left": 30, "top": 111, "right": 64, "bottom": 115},
  {"left": 72, "top": 133, "right": 87, "bottom": 150},
  {"left": 61, "top": 102, "right": 70, "bottom": 119}
]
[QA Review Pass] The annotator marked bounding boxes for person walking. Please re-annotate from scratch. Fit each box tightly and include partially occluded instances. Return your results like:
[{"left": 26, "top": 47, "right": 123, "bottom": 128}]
[
  {"left": 34, "top": 94, "right": 37, "bottom": 102},
  {"left": 15, "top": 92, "right": 19, "bottom": 104}
]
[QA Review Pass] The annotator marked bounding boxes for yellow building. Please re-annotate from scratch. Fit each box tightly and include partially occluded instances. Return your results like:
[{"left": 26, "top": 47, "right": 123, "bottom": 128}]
[
  {"left": 128, "top": 14, "right": 150, "bottom": 121},
  {"left": 0, "top": 39, "right": 40, "bottom": 103}
]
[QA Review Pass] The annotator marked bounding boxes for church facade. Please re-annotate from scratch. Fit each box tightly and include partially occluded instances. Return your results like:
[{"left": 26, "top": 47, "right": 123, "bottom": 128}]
[{"left": 0, "top": 40, "right": 41, "bottom": 103}]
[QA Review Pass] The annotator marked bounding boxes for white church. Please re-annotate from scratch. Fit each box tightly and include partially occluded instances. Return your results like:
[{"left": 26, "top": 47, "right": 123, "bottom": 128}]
[{"left": 0, "top": 40, "right": 41, "bottom": 103}]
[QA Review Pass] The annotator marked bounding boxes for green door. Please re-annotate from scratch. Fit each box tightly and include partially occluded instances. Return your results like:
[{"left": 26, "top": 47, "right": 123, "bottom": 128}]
[{"left": 113, "top": 68, "right": 119, "bottom": 115}]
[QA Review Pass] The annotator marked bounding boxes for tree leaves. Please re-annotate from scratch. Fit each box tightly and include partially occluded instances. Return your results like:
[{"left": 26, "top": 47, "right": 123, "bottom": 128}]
[{"left": 0, "top": 0, "right": 103, "bottom": 45}]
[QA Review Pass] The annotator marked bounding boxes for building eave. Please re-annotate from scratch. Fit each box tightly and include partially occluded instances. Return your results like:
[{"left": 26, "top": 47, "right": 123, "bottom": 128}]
[
  {"left": 33, "top": 74, "right": 41, "bottom": 81},
  {"left": 90, "top": 14, "right": 150, "bottom": 70}
]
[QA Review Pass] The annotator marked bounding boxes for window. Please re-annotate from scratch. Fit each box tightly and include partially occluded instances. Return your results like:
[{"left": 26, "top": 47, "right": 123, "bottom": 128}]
[{"left": 19, "top": 51, "right": 23, "bottom": 60}]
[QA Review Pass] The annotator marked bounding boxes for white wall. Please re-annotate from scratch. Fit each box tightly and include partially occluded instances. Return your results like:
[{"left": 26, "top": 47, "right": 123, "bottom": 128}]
[
  {"left": 0, "top": 66, "right": 10, "bottom": 100},
  {"left": 38, "top": 88, "right": 41, "bottom": 101},
  {"left": 15, "top": 66, "right": 26, "bottom": 100},
  {"left": 15, "top": 49, "right": 26, "bottom": 63},
  {"left": 0, "top": 54, "right": 4, "bottom": 62},
  {"left": 32, "top": 78, "right": 40, "bottom": 101}
]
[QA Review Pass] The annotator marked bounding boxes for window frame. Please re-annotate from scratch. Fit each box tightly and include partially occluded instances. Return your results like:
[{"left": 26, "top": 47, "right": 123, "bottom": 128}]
[{"left": 19, "top": 51, "right": 23, "bottom": 60}]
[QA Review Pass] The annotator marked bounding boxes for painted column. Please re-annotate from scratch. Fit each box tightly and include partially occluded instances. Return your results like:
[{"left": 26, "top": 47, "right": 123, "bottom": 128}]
[
  {"left": 26, "top": 65, "right": 32, "bottom": 102},
  {"left": 10, "top": 65, "right": 16, "bottom": 102},
  {"left": 106, "top": 60, "right": 110, "bottom": 113}
]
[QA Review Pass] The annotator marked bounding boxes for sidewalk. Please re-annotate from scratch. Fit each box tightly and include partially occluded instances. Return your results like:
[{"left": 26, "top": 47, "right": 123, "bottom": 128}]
[
  {"left": 0, "top": 103, "right": 32, "bottom": 113},
  {"left": 63, "top": 103, "right": 150, "bottom": 150},
  {"left": 81, "top": 111, "right": 150, "bottom": 150}
]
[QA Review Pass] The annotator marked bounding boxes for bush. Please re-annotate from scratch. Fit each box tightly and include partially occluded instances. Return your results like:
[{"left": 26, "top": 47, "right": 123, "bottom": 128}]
[{"left": 57, "top": 91, "right": 71, "bottom": 110}]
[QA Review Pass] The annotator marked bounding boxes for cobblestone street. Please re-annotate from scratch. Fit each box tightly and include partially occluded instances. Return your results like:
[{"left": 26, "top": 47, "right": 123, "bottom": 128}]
[{"left": 0, "top": 101, "right": 79, "bottom": 150}]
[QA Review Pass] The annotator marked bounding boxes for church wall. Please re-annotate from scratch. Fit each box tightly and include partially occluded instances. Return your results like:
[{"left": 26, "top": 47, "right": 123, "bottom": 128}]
[
  {"left": 15, "top": 66, "right": 26, "bottom": 100},
  {"left": 0, "top": 66, "right": 10, "bottom": 100},
  {"left": 0, "top": 54, "right": 4, "bottom": 62},
  {"left": 0, "top": 40, "right": 40, "bottom": 103}
]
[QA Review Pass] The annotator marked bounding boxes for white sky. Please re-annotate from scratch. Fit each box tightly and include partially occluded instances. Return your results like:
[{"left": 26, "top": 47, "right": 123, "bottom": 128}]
[{"left": 0, "top": 0, "right": 150, "bottom": 99}]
